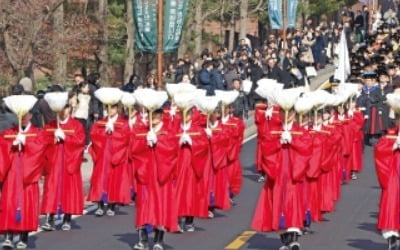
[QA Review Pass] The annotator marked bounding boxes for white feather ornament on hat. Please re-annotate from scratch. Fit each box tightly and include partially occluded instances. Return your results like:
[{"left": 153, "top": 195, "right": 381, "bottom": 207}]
[
  {"left": 255, "top": 82, "right": 284, "bottom": 105},
  {"left": 174, "top": 91, "right": 196, "bottom": 112},
  {"left": 121, "top": 92, "right": 136, "bottom": 108},
  {"left": 4, "top": 95, "right": 37, "bottom": 117},
  {"left": 273, "top": 87, "right": 303, "bottom": 111},
  {"left": 256, "top": 78, "right": 278, "bottom": 86},
  {"left": 195, "top": 95, "right": 220, "bottom": 115},
  {"left": 294, "top": 93, "right": 315, "bottom": 115},
  {"left": 193, "top": 89, "right": 207, "bottom": 97},
  {"left": 273, "top": 87, "right": 303, "bottom": 127},
  {"left": 174, "top": 91, "right": 197, "bottom": 127},
  {"left": 386, "top": 93, "right": 400, "bottom": 114},
  {"left": 215, "top": 90, "right": 239, "bottom": 106},
  {"left": 44, "top": 92, "right": 69, "bottom": 113},
  {"left": 134, "top": 89, "right": 168, "bottom": 112},
  {"left": 4, "top": 95, "right": 38, "bottom": 131},
  {"left": 308, "top": 90, "right": 331, "bottom": 110},
  {"left": 94, "top": 87, "right": 123, "bottom": 105},
  {"left": 166, "top": 83, "right": 197, "bottom": 101}
]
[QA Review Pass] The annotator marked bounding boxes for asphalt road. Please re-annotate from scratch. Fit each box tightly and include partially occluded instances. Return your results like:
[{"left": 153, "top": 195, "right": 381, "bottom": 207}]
[{"left": 2, "top": 138, "right": 385, "bottom": 250}]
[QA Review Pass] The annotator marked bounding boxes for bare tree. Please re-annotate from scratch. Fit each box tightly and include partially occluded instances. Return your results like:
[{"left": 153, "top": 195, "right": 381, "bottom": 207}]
[
  {"left": 124, "top": 0, "right": 135, "bottom": 83},
  {"left": 97, "top": 0, "right": 109, "bottom": 86},
  {"left": 239, "top": 0, "right": 249, "bottom": 40},
  {"left": 53, "top": 2, "right": 67, "bottom": 85},
  {"left": 0, "top": 0, "right": 65, "bottom": 82}
]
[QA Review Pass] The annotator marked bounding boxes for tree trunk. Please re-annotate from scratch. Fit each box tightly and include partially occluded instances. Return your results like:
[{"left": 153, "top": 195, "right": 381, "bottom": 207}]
[
  {"left": 124, "top": 0, "right": 135, "bottom": 83},
  {"left": 53, "top": 2, "right": 67, "bottom": 86},
  {"left": 194, "top": 0, "right": 203, "bottom": 58},
  {"left": 178, "top": 19, "right": 192, "bottom": 58},
  {"left": 98, "top": 0, "right": 109, "bottom": 86},
  {"left": 239, "top": 0, "right": 248, "bottom": 40},
  {"left": 228, "top": 9, "right": 236, "bottom": 51}
]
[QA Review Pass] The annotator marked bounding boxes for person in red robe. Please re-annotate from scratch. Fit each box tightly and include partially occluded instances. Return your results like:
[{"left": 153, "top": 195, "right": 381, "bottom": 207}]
[
  {"left": 207, "top": 108, "right": 230, "bottom": 218},
  {"left": 375, "top": 128, "right": 400, "bottom": 249},
  {"left": 130, "top": 109, "right": 179, "bottom": 250},
  {"left": 88, "top": 104, "right": 131, "bottom": 216},
  {"left": 303, "top": 111, "right": 331, "bottom": 233},
  {"left": 348, "top": 103, "right": 365, "bottom": 179},
  {"left": 319, "top": 108, "right": 340, "bottom": 213},
  {"left": 0, "top": 111, "right": 46, "bottom": 249},
  {"left": 251, "top": 109, "right": 312, "bottom": 250},
  {"left": 41, "top": 103, "right": 85, "bottom": 231},
  {"left": 254, "top": 101, "right": 281, "bottom": 183},
  {"left": 175, "top": 108, "right": 210, "bottom": 232},
  {"left": 127, "top": 106, "right": 148, "bottom": 202},
  {"left": 224, "top": 105, "right": 245, "bottom": 201}
]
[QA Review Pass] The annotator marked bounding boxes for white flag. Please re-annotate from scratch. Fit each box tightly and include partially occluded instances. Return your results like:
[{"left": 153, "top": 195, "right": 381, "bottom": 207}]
[{"left": 334, "top": 30, "right": 351, "bottom": 83}]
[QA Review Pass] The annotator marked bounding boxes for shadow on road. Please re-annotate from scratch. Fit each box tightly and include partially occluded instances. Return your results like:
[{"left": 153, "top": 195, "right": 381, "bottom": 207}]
[
  {"left": 246, "top": 233, "right": 282, "bottom": 250},
  {"left": 347, "top": 238, "right": 386, "bottom": 250},
  {"left": 357, "top": 222, "right": 381, "bottom": 236},
  {"left": 114, "top": 232, "right": 174, "bottom": 249}
]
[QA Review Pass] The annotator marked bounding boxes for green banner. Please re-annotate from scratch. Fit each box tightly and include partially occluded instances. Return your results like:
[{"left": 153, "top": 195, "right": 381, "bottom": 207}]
[
  {"left": 133, "top": 0, "right": 157, "bottom": 53},
  {"left": 163, "top": 0, "right": 189, "bottom": 53}
]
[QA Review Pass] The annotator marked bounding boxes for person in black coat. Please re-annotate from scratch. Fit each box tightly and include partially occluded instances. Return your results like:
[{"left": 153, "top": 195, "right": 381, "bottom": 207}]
[
  {"left": 210, "top": 60, "right": 225, "bottom": 90},
  {"left": 86, "top": 73, "right": 103, "bottom": 143},
  {"left": 246, "top": 58, "right": 264, "bottom": 109},
  {"left": 266, "top": 58, "right": 283, "bottom": 82},
  {"left": 198, "top": 61, "right": 215, "bottom": 95},
  {"left": 293, "top": 53, "right": 309, "bottom": 87},
  {"left": 230, "top": 79, "right": 249, "bottom": 119},
  {"left": 357, "top": 71, "right": 386, "bottom": 145},
  {"left": 277, "top": 49, "right": 295, "bottom": 88}
]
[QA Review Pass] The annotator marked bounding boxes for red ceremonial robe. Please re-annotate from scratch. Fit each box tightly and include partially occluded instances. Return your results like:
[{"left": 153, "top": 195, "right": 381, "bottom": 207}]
[
  {"left": 375, "top": 129, "right": 400, "bottom": 231},
  {"left": 0, "top": 125, "right": 46, "bottom": 232},
  {"left": 88, "top": 116, "right": 131, "bottom": 204},
  {"left": 254, "top": 104, "right": 281, "bottom": 173},
  {"left": 349, "top": 110, "right": 365, "bottom": 172},
  {"left": 130, "top": 123, "right": 179, "bottom": 232},
  {"left": 41, "top": 118, "right": 85, "bottom": 215},
  {"left": 303, "top": 130, "right": 326, "bottom": 222},
  {"left": 175, "top": 122, "right": 211, "bottom": 218},
  {"left": 225, "top": 116, "right": 245, "bottom": 195},
  {"left": 318, "top": 124, "right": 338, "bottom": 213},
  {"left": 163, "top": 106, "right": 181, "bottom": 132},
  {"left": 208, "top": 121, "right": 230, "bottom": 210},
  {"left": 252, "top": 124, "right": 312, "bottom": 231},
  {"left": 128, "top": 116, "right": 149, "bottom": 196},
  {"left": 332, "top": 115, "right": 354, "bottom": 182}
]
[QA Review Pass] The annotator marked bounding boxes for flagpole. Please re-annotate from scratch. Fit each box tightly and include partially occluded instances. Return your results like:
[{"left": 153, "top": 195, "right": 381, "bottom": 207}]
[{"left": 157, "top": 0, "right": 164, "bottom": 88}]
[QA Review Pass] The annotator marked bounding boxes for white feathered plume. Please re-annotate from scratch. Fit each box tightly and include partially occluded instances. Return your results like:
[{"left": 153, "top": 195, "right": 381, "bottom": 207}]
[
  {"left": 166, "top": 83, "right": 197, "bottom": 100},
  {"left": 44, "top": 92, "right": 69, "bottom": 112},
  {"left": 94, "top": 88, "right": 123, "bottom": 105},
  {"left": 273, "top": 87, "right": 304, "bottom": 111},
  {"left": 215, "top": 90, "right": 239, "bottom": 106},
  {"left": 121, "top": 92, "right": 136, "bottom": 108},
  {"left": 256, "top": 78, "right": 278, "bottom": 86},
  {"left": 255, "top": 82, "right": 284, "bottom": 104},
  {"left": 134, "top": 89, "right": 168, "bottom": 111},
  {"left": 174, "top": 91, "right": 196, "bottom": 111},
  {"left": 3, "top": 95, "right": 37, "bottom": 117},
  {"left": 308, "top": 90, "right": 331, "bottom": 110},
  {"left": 386, "top": 93, "right": 400, "bottom": 113},
  {"left": 195, "top": 95, "right": 220, "bottom": 115},
  {"left": 294, "top": 93, "right": 315, "bottom": 115}
]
